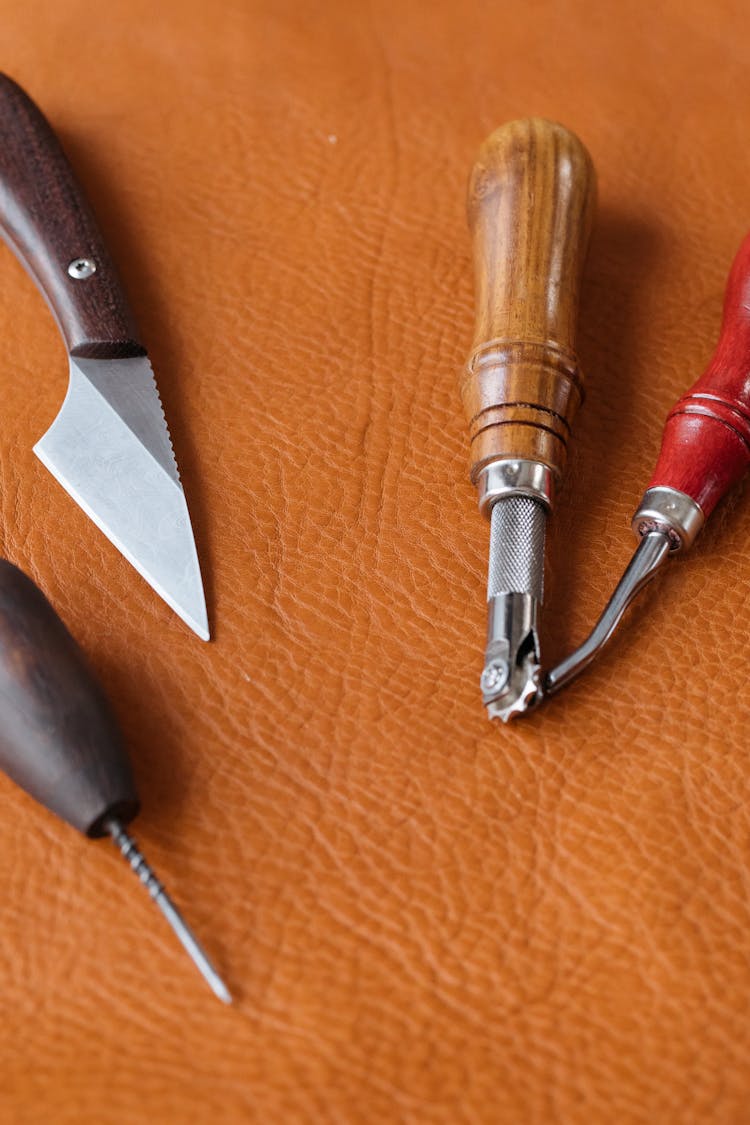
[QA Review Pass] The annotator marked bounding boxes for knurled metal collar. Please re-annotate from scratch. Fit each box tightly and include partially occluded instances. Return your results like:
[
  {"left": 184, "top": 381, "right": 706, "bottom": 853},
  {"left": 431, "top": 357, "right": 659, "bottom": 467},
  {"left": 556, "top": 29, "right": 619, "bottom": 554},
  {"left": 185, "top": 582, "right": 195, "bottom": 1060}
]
[
  {"left": 476, "top": 459, "right": 554, "bottom": 519},
  {"left": 631, "top": 486, "right": 705, "bottom": 550}
]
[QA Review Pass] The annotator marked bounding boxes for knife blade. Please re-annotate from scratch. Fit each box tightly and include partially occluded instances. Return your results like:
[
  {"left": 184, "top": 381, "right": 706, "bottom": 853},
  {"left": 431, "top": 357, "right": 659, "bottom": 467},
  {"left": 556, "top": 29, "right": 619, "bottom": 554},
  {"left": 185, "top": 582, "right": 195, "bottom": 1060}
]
[{"left": 0, "top": 74, "right": 208, "bottom": 640}]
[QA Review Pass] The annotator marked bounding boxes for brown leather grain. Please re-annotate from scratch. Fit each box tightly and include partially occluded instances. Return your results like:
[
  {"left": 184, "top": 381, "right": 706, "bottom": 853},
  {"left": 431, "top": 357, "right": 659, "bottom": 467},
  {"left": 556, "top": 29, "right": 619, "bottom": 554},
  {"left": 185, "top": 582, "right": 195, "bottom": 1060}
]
[{"left": 1, "top": 0, "right": 750, "bottom": 1121}]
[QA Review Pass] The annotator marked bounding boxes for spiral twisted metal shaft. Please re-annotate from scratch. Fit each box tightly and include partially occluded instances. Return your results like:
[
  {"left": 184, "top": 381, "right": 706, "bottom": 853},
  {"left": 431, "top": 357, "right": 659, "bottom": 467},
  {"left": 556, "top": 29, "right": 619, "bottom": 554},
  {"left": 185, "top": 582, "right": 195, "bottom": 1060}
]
[{"left": 107, "top": 819, "right": 232, "bottom": 1005}]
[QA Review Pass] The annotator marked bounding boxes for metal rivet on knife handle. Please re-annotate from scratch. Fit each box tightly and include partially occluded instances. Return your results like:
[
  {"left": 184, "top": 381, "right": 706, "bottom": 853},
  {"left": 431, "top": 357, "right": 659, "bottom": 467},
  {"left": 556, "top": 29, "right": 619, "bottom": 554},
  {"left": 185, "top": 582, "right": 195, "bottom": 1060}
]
[
  {"left": 0, "top": 74, "right": 209, "bottom": 640},
  {"left": 545, "top": 231, "right": 750, "bottom": 697},
  {"left": 68, "top": 257, "right": 97, "bottom": 280},
  {"left": 460, "top": 118, "right": 596, "bottom": 721}
]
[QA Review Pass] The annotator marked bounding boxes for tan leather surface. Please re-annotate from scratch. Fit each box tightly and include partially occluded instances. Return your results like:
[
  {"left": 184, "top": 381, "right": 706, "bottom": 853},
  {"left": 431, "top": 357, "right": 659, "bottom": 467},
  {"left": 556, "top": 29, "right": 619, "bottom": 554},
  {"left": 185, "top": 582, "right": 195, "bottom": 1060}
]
[{"left": 1, "top": 0, "right": 750, "bottom": 1120}]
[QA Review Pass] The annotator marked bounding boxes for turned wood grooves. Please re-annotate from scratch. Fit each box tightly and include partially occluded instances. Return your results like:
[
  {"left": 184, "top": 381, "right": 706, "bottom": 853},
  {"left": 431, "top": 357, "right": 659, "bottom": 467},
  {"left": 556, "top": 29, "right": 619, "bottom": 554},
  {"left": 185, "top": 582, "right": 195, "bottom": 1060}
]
[
  {"left": 462, "top": 118, "right": 596, "bottom": 484},
  {"left": 0, "top": 561, "right": 139, "bottom": 836},
  {"left": 648, "top": 231, "right": 750, "bottom": 518},
  {"left": 0, "top": 74, "right": 145, "bottom": 358}
]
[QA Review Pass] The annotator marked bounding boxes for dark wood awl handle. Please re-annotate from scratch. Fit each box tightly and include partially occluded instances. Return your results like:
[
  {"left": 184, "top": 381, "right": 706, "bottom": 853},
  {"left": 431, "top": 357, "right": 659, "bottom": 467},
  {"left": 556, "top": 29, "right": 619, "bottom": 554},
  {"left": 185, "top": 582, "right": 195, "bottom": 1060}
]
[
  {"left": 461, "top": 118, "right": 596, "bottom": 484},
  {"left": 0, "top": 74, "right": 145, "bottom": 359},
  {"left": 0, "top": 560, "right": 139, "bottom": 836},
  {"left": 646, "top": 232, "right": 750, "bottom": 518}
]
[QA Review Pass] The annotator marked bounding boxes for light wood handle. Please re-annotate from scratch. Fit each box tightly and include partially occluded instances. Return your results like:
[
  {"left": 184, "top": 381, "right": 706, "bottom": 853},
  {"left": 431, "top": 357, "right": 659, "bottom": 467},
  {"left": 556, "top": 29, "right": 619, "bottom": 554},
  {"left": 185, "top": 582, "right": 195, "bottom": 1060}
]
[{"left": 461, "top": 118, "right": 596, "bottom": 486}]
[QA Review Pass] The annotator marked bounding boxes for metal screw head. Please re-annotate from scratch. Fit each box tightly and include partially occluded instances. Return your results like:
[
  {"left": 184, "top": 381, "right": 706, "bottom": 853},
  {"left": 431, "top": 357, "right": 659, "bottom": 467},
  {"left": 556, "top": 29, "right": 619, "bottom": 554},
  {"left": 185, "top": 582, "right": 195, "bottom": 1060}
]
[
  {"left": 67, "top": 257, "right": 97, "bottom": 280},
  {"left": 481, "top": 660, "right": 509, "bottom": 696}
]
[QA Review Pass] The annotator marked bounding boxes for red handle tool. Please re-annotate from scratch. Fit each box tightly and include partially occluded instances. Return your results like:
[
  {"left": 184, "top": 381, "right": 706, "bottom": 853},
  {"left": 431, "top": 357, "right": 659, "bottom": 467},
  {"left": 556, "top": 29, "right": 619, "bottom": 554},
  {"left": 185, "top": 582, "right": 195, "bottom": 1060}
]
[
  {"left": 546, "top": 232, "right": 750, "bottom": 695},
  {"left": 646, "top": 232, "right": 750, "bottom": 519}
]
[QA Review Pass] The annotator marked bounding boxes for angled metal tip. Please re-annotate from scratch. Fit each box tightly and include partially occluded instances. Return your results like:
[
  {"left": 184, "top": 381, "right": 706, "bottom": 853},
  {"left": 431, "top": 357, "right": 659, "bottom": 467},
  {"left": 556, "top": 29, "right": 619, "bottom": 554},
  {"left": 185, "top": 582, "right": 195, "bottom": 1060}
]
[
  {"left": 106, "top": 820, "right": 232, "bottom": 1005},
  {"left": 544, "top": 529, "right": 672, "bottom": 697}
]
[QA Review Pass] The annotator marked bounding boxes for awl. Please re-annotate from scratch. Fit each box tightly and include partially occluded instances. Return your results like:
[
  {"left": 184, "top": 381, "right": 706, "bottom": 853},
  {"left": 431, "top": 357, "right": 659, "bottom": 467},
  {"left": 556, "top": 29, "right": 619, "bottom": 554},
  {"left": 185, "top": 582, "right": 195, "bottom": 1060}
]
[
  {"left": 546, "top": 231, "right": 750, "bottom": 696},
  {"left": 0, "top": 559, "right": 229, "bottom": 1001},
  {"left": 0, "top": 75, "right": 208, "bottom": 640},
  {"left": 461, "top": 119, "right": 596, "bottom": 720}
]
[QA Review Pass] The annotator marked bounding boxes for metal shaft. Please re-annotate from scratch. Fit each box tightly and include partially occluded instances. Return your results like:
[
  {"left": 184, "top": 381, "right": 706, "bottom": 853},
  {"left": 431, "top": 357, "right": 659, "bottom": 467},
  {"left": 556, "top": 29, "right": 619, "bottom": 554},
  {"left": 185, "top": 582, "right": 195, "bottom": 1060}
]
[
  {"left": 487, "top": 495, "right": 546, "bottom": 602},
  {"left": 106, "top": 819, "right": 232, "bottom": 1005},
  {"left": 544, "top": 529, "right": 672, "bottom": 696},
  {"left": 482, "top": 496, "right": 547, "bottom": 721}
]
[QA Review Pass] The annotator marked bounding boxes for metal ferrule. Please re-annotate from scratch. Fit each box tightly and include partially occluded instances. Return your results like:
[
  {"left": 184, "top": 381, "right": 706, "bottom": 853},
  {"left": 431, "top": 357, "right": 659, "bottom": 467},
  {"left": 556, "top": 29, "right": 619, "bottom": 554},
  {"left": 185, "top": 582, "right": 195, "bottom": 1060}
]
[
  {"left": 476, "top": 459, "right": 554, "bottom": 520},
  {"left": 631, "top": 486, "right": 705, "bottom": 550}
]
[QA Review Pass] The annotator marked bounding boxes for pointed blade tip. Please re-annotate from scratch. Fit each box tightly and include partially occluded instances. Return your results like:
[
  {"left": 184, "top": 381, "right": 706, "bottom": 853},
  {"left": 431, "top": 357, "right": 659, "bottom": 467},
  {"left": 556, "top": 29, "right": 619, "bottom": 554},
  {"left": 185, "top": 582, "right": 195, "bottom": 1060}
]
[
  {"left": 214, "top": 979, "right": 233, "bottom": 1005},
  {"left": 174, "top": 589, "right": 210, "bottom": 643},
  {"left": 33, "top": 440, "right": 211, "bottom": 643}
]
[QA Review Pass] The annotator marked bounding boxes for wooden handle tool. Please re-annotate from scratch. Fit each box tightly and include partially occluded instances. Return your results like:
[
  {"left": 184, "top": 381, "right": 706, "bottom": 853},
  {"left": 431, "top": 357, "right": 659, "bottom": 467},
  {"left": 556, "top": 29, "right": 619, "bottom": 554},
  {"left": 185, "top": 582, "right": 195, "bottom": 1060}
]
[
  {"left": 546, "top": 232, "right": 750, "bottom": 695},
  {"left": 0, "top": 560, "right": 231, "bottom": 1002},
  {"left": 462, "top": 119, "right": 596, "bottom": 720}
]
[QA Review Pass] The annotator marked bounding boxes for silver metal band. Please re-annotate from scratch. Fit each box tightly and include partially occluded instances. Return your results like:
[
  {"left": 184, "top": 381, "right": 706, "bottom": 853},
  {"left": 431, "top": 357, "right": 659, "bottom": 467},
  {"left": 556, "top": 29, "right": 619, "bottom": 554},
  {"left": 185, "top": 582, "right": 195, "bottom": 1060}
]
[
  {"left": 476, "top": 459, "right": 554, "bottom": 519},
  {"left": 631, "top": 486, "right": 705, "bottom": 550}
]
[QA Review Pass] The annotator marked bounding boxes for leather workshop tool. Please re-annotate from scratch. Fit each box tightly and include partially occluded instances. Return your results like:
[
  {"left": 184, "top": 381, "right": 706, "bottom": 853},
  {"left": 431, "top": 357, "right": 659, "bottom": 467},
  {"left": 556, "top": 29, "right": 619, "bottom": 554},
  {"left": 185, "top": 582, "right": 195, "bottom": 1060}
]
[
  {"left": 0, "top": 559, "right": 230, "bottom": 1002},
  {"left": 545, "top": 231, "right": 750, "bottom": 696},
  {"left": 461, "top": 118, "right": 596, "bottom": 721},
  {"left": 0, "top": 75, "right": 208, "bottom": 641}
]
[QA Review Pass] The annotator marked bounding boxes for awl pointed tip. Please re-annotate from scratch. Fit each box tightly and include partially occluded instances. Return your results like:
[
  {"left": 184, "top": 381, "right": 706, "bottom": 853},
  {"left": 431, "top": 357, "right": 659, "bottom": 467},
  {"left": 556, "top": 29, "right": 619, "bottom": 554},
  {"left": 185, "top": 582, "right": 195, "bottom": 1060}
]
[{"left": 212, "top": 977, "right": 234, "bottom": 1005}]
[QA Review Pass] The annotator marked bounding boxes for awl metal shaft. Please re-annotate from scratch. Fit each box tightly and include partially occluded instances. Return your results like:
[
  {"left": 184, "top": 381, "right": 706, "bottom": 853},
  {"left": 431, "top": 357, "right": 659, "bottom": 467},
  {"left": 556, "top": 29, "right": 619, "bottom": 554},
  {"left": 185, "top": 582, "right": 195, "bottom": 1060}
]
[{"left": 461, "top": 118, "right": 596, "bottom": 720}]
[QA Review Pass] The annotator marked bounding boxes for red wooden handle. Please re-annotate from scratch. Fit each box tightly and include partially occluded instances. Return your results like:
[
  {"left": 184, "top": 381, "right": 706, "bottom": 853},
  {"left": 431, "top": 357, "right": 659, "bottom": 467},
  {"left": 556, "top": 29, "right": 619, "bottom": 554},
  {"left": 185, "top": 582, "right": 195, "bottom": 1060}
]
[{"left": 648, "top": 232, "right": 750, "bottom": 518}]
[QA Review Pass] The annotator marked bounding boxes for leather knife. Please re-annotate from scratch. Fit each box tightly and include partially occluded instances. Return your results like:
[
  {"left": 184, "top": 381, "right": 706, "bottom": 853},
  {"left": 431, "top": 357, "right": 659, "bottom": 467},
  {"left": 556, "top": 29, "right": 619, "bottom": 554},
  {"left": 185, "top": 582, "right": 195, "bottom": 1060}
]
[{"left": 0, "top": 74, "right": 208, "bottom": 640}]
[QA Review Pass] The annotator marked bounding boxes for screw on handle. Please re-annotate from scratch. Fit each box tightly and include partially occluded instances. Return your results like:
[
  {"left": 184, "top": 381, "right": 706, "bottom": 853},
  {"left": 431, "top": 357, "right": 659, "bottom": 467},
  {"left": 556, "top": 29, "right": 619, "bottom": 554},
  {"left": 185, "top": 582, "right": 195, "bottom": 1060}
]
[
  {"left": 460, "top": 118, "right": 597, "bottom": 489},
  {"left": 646, "top": 232, "right": 750, "bottom": 520},
  {"left": 0, "top": 560, "right": 231, "bottom": 1003}
]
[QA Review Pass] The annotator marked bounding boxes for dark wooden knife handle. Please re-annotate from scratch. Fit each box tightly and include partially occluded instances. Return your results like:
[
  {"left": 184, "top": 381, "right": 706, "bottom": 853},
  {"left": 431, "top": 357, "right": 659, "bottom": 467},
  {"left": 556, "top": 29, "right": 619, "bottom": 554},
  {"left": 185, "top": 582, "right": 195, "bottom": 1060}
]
[{"left": 0, "top": 74, "right": 145, "bottom": 359}]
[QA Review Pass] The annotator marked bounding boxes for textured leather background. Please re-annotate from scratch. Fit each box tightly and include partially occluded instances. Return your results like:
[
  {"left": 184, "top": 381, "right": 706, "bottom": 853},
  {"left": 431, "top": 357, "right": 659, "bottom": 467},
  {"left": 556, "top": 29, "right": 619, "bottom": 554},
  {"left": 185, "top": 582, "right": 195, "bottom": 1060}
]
[{"left": 1, "top": 0, "right": 750, "bottom": 1121}]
